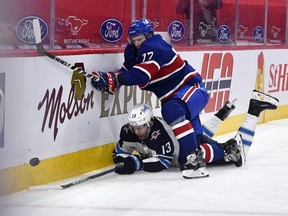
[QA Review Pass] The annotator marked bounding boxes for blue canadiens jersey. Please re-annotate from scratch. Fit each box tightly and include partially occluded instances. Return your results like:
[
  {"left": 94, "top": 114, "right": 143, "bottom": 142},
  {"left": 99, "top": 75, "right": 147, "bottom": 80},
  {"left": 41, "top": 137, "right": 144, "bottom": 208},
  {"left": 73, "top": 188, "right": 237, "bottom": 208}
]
[
  {"left": 114, "top": 117, "right": 179, "bottom": 172},
  {"left": 118, "top": 34, "right": 203, "bottom": 102}
]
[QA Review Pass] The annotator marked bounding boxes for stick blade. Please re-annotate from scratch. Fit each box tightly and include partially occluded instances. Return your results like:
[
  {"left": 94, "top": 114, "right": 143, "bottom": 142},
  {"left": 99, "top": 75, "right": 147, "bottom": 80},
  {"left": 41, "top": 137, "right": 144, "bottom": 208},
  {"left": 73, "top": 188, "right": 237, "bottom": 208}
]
[
  {"left": 28, "top": 185, "right": 63, "bottom": 191},
  {"left": 32, "top": 19, "right": 42, "bottom": 44}
]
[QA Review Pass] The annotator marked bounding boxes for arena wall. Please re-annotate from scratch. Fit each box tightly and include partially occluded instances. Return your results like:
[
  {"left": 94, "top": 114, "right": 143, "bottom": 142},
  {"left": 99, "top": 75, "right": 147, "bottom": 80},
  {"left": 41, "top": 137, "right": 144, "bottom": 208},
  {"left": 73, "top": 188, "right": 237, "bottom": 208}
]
[{"left": 0, "top": 46, "right": 287, "bottom": 195}]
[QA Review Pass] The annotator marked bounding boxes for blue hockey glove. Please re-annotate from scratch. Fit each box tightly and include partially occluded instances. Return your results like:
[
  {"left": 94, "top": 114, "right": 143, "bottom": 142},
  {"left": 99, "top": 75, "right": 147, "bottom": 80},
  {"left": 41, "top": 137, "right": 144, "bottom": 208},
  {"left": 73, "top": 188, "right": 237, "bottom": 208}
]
[
  {"left": 113, "top": 154, "right": 143, "bottom": 174},
  {"left": 91, "top": 71, "right": 121, "bottom": 94}
]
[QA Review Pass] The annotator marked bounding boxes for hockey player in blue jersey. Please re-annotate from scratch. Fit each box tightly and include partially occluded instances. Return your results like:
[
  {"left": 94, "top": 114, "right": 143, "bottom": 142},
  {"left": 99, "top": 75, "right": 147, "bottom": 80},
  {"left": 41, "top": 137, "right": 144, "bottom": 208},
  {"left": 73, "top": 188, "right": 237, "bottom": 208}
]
[
  {"left": 112, "top": 90, "right": 278, "bottom": 175},
  {"left": 113, "top": 103, "right": 236, "bottom": 175},
  {"left": 91, "top": 18, "right": 211, "bottom": 179}
]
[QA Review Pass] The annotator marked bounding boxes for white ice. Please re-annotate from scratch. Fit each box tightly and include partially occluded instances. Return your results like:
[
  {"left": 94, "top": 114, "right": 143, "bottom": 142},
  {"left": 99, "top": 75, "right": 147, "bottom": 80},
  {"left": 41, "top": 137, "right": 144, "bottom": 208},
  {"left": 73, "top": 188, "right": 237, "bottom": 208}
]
[{"left": 1, "top": 118, "right": 288, "bottom": 216}]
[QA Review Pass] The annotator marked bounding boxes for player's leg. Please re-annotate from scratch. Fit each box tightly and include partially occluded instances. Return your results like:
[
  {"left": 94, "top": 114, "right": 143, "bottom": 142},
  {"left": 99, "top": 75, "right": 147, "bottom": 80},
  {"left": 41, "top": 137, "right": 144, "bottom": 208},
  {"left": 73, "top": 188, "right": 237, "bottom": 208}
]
[
  {"left": 198, "top": 133, "right": 244, "bottom": 167},
  {"left": 161, "top": 87, "right": 209, "bottom": 179},
  {"left": 180, "top": 86, "right": 210, "bottom": 178},
  {"left": 202, "top": 99, "right": 237, "bottom": 138},
  {"left": 236, "top": 90, "right": 279, "bottom": 156},
  {"left": 162, "top": 99, "right": 208, "bottom": 178},
  {"left": 217, "top": 134, "right": 245, "bottom": 167}
]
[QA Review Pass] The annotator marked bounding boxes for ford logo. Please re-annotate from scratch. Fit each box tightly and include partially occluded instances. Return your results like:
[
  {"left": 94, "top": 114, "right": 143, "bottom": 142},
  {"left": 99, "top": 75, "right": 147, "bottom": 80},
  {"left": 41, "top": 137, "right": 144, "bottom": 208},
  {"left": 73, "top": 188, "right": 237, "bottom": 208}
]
[
  {"left": 16, "top": 16, "right": 48, "bottom": 44},
  {"left": 168, "top": 21, "right": 185, "bottom": 41},
  {"left": 217, "top": 25, "right": 230, "bottom": 43},
  {"left": 100, "top": 18, "right": 124, "bottom": 42}
]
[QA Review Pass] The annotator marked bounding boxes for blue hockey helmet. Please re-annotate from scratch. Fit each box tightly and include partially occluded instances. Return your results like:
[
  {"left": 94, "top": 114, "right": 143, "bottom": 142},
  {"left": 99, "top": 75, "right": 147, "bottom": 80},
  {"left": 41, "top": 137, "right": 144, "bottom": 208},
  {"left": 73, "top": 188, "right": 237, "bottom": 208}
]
[{"left": 128, "top": 19, "right": 154, "bottom": 38}]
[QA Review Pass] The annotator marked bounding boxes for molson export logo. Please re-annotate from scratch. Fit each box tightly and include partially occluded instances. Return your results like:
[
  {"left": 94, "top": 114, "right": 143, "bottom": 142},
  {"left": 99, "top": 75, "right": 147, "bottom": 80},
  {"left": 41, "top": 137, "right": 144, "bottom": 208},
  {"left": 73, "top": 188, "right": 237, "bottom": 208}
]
[
  {"left": 168, "top": 20, "right": 185, "bottom": 41},
  {"left": 38, "top": 85, "right": 94, "bottom": 141},
  {"left": 16, "top": 16, "right": 48, "bottom": 44},
  {"left": 100, "top": 18, "right": 124, "bottom": 42}
]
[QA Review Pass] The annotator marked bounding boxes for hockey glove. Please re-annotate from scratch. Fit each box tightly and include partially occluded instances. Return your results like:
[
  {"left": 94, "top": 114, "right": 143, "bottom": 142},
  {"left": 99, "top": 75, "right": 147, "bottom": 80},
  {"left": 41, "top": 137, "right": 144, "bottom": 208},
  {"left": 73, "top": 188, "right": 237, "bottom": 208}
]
[
  {"left": 91, "top": 71, "right": 121, "bottom": 94},
  {"left": 113, "top": 153, "right": 143, "bottom": 174}
]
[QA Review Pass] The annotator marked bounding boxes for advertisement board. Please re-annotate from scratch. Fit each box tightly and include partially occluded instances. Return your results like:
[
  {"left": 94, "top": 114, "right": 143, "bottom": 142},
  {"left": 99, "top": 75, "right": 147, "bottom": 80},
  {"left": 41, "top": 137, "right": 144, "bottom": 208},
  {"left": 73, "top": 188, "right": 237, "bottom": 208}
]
[{"left": 0, "top": 48, "right": 287, "bottom": 194}]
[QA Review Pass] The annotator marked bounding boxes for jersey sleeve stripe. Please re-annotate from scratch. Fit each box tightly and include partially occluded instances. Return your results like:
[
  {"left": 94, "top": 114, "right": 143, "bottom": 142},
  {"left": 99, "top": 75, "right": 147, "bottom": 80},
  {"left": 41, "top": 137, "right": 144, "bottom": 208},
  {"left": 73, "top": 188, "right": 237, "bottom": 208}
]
[
  {"left": 133, "top": 65, "right": 153, "bottom": 79},
  {"left": 134, "top": 61, "right": 160, "bottom": 77},
  {"left": 159, "top": 157, "right": 171, "bottom": 168},
  {"left": 115, "top": 142, "right": 131, "bottom": 154},
  {"left": 150, "top": 55, "right": 186, "bottom": 84}
]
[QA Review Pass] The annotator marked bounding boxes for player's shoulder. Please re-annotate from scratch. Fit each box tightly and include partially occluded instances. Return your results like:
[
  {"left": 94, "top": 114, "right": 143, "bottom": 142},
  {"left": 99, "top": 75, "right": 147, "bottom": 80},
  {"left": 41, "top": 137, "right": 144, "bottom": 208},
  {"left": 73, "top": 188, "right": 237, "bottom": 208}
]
[
  {"left": 154, "top": 116, "right": 175, "bottom": 134},
  {"left": 139, "top": 34, "right": 169, "bottom": 53},
  {"left": 148, "top": 117, "right": 174, "bottom": 143},
  {"left": 120, "top": 123, "right": 140, "bottom": 141},
  {"left": 152, "top": 116, "right": 170, "bottom": 130},
  {"left": 120, "top": 123, "right": 132, "bottom": 135}
]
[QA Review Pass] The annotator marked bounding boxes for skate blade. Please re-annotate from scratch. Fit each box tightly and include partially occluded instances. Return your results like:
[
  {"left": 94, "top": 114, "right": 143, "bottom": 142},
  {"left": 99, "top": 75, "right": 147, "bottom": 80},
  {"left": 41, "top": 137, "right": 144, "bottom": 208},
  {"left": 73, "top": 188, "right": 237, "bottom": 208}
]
[
  {"left": 182, "top": 167, "right": 209, "bottom": 179},
  {"left": 227, "top": 99, "right": 238, "bottom": 108},
  {"left": 252, "top": 89, "right": 279, "bottom": 106},
  {"left": 234, "top": 134, "right": 246, "bottom": 166}
]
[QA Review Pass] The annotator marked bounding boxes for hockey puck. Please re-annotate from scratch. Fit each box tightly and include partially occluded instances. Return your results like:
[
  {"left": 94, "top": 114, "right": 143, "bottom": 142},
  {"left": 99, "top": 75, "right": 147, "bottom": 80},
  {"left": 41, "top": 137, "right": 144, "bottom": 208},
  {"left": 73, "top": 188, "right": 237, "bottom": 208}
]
[{"left": 29, "top": 157, "right": 40, "bottom": 167}]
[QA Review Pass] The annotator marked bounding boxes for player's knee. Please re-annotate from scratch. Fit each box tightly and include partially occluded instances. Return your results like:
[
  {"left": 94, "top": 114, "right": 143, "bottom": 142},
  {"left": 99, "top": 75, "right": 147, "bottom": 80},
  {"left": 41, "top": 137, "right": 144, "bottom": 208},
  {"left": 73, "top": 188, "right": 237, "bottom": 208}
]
[{"left": 161, "top": 100, "right": 188, "bottom": 126}]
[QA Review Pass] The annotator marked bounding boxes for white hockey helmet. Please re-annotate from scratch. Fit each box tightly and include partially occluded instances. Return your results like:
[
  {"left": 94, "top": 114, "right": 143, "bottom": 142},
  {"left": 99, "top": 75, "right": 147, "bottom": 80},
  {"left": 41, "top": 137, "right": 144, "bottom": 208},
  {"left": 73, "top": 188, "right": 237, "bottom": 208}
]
[{"left": 128, "top": 103, "right": 154, "bottom": 127}]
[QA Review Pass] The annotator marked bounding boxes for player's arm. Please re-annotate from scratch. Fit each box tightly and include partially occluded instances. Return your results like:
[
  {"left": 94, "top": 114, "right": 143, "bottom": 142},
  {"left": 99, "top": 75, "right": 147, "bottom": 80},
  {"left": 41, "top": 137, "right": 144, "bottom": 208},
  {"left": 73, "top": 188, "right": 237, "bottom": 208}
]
[
  {"left": 141, "top": 134, "right": 175, "bottom": 172},
  {"left": 142, "top": 124, "right": 175, "bottom": 172},
  {"left": 113, "top": 146, "right": 173, "bottom": 174},
  {"left": 142, "top": 153, "right": 173, "bottom": 172},
  {"left": 119, "top": 43, "right": 138, "bottom": 72},
  {"left": 112, "top": 124, "right": 144, "bottom": 175},
  {"left": 91, "top": 45, "right": 158, "bottom": 93},
  {"left": 90, "top": 64, "right": 150, "bottom": 94},
  {"left": 113, "top": 153, "right": 143, "bottom": 175},
  {"left": 113, "top": 140, "right": 144, "bottom": 175},
  {"left": 118, "top": 44, "right": 162, "bottom": 86},
  {"left": 90, "top": 65, "right": 152, "bottom": 94}
]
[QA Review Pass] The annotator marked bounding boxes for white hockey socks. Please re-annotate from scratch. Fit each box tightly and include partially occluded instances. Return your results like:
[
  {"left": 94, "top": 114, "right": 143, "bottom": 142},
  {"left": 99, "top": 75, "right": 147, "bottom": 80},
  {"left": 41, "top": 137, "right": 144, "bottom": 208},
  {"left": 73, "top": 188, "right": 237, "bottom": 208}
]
[{"left": 235, "top": 113, "right": 258, "bottom": 156}]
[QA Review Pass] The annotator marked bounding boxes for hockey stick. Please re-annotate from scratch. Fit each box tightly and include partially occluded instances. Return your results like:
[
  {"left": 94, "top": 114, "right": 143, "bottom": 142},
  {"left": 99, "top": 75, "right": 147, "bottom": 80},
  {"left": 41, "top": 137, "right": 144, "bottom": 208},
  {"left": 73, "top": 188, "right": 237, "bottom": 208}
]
[
  {"left": 28, "top": 163, "right": 123, "bottom": 191},
  {"left": 32, "top": 18, "right": 99, "bottom": 99}
]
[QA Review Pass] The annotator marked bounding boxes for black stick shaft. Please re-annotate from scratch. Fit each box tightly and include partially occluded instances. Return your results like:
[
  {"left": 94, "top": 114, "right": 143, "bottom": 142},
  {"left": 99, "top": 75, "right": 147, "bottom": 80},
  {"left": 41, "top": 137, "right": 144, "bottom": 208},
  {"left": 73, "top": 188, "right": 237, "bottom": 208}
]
[
  {"left": 60, "top": 163, "right": 123, "bottom": 189},
  {"left": 36, "top": 44, "right": 97, "bottom": 80}
]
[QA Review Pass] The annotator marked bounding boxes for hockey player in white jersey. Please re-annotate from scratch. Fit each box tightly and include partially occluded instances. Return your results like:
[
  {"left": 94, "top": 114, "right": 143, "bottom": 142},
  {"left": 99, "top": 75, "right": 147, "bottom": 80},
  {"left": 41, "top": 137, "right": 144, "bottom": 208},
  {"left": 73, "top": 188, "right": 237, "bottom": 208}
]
[{"left": 113, "top": 90, "right": 278, "bottom": 176}]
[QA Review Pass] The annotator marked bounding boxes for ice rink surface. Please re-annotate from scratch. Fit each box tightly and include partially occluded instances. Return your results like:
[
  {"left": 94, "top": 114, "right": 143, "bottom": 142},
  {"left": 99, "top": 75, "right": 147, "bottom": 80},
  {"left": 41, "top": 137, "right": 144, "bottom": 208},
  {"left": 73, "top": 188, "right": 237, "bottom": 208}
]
[{"left": 1, "top": 118, "right": 288, "bottom": 216}]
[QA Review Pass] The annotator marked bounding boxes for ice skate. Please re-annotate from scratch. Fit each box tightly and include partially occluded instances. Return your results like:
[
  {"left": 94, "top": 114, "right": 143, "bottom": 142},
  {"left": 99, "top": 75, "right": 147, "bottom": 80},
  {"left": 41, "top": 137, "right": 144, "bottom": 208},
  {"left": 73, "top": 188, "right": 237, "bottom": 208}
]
[
  {"left": 215, "top": 99, "right": 237, "bottom": 121},
  {"left": 252, "top": 89, "right": 279, "bottom": 106},
  {"left": 181, "top": 149, "right": 209, "bottom": 179},
  {"left": 249, "top": 90, "right": 279, "bottom": 116},
  {"left": 220, "top": 134, "right": 245, "bottom": 167}
]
